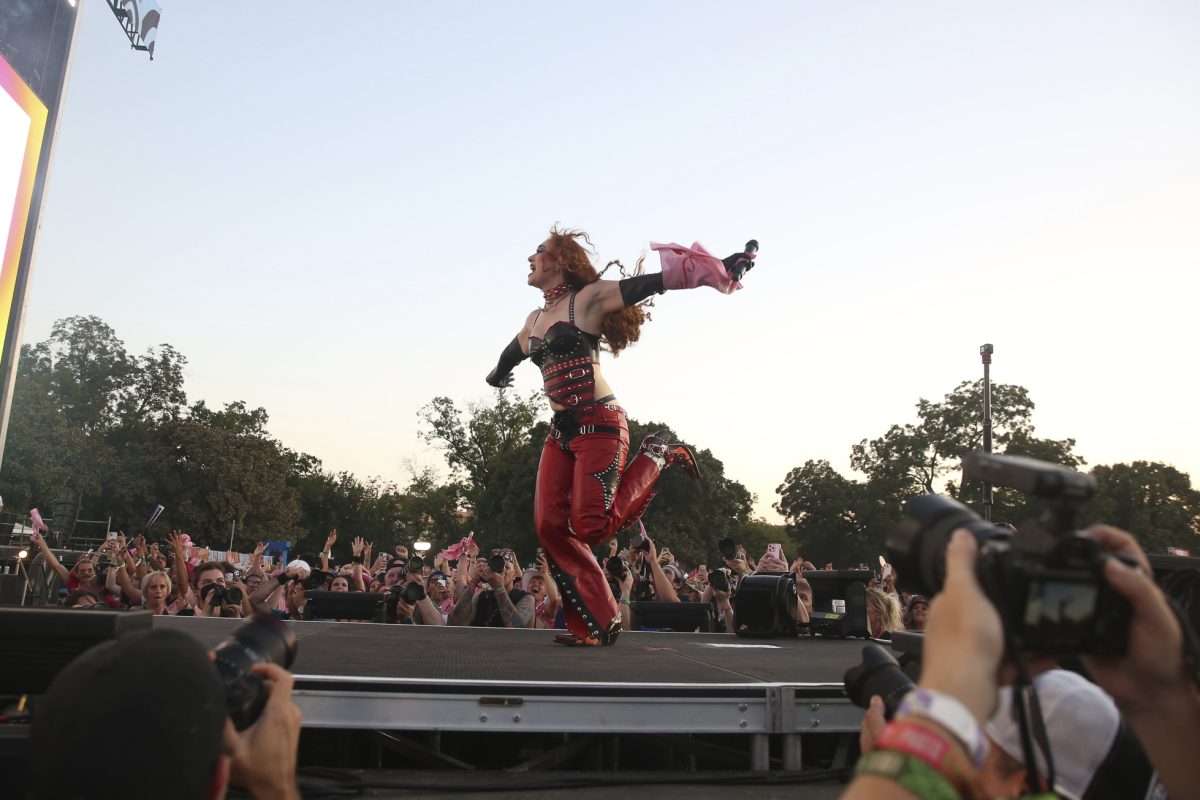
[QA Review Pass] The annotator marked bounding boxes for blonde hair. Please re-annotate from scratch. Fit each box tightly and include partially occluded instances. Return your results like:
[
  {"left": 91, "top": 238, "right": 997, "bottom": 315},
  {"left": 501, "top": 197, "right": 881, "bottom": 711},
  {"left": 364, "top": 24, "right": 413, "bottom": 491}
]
[
  {"left": 140, "top": 570, "right": 172, "bottom": 595},
  {"left": 866, "top": 588, "right": 905, "bottom": 633}
]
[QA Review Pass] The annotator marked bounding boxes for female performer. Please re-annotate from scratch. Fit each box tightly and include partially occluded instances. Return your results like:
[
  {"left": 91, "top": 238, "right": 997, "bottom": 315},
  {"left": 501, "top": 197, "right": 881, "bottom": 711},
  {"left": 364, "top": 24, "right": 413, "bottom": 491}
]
[{"left": 485, "top": 227, "right": 757, "bottom": 646}]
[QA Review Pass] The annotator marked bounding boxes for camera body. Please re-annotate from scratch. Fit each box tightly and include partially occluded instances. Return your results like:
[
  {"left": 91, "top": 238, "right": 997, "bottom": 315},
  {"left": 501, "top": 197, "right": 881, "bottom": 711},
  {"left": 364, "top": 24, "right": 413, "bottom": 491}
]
[
  {"left": 212, "top": 614, "right": 297, "bottom": 729},
  {"left": 888, "top": 453, "right": 1131, "bottom": 655},
  {"left": 199, "top": 582, "right": 245, "bottom": 608},
  {"left": 605, "top": 556, "right": 629, "bottom": 581}
]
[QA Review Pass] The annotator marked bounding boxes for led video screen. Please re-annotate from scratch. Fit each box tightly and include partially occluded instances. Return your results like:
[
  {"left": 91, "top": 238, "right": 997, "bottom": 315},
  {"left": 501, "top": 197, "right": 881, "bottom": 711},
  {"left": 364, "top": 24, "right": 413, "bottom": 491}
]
[{"left": 0, "top": 58, "right": 48, "bottom": 364}]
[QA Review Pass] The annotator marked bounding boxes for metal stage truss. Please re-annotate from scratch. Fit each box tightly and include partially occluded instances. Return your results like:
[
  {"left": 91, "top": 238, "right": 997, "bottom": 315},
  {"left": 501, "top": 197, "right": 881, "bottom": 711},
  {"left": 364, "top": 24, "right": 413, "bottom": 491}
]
[{"left": 157, "top": 617, "right": 868, "bottom": 773}]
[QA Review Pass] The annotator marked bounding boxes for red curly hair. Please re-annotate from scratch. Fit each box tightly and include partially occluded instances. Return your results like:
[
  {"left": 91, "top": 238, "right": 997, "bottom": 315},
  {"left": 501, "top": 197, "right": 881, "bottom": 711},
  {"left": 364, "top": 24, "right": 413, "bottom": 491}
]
[{"left": 546, "top": 226, "right": 649, "bottom": 356}]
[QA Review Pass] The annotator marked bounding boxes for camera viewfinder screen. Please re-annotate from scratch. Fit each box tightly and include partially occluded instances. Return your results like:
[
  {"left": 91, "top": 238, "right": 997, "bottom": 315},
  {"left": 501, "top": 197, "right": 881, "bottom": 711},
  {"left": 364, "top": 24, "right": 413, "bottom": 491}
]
[{"left": 1024, "top": 580, "right": 1097, "bottom": 633}]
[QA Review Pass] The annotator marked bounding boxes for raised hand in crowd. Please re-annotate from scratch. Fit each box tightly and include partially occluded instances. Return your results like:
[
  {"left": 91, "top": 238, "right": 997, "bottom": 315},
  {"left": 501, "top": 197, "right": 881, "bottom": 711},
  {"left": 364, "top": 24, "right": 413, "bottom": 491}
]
[
  {"left": 724, "top": 545, "right": 750, "bottom": 577},
  {"left": 534, "top": 551, "right": 561, "bottom": 626},
  {"left": 285, "top": 580, "right": 307, "bottom": 620},
  {"left": 250, "top": 541, "right": 266, "bottom": 577},
  {"left": 754, "top": 546, "right": 789, "bottom": 574},
  {"left": 617, "top": 567, "right": 635, "bottom": 631},
  {"left": 608, "top": 538, "right": 620, "bottom": 558},
  {"left": 645, "top": 538, "right": 679, "bottom": 603},
  {"left": 29, "top": 529, "right": 71, "bottom": 585},
  {"left": 394, "top": 544, "right": 408, "bottom": 560},
  {"left": 167, "top": 531, "right": 191, "bottom": 603},
  {"left": 351, "top": 536, "right": 365, "bottom": 560}
]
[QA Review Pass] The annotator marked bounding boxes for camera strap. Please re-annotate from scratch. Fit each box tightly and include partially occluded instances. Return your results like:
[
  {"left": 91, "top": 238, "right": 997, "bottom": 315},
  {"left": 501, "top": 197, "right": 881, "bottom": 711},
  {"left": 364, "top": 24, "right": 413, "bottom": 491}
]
[{"left": 1012, "top": 654, "right": 1057, "bottom": 797}]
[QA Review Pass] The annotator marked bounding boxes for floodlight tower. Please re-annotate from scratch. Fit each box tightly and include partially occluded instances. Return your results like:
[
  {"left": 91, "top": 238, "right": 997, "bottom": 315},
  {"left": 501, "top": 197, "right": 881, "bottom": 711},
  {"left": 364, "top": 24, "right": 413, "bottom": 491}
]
[{"left": 980, "top": 343, "right": 994, "bottom": 521}]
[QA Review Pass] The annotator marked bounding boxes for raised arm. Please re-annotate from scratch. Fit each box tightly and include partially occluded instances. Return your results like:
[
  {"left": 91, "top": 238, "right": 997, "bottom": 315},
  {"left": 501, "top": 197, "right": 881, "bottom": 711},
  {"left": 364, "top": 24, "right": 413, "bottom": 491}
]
[
  {"left": 321, "top": 529, "right": 337, "bottom": 572},
  {"left": 646, "top": 539, "right": 679, "bottom": 603},
  {"left": 167, "top": 531, "right": 191, "bottom": 604},
  {"left": 536, "top": 552, "right": 560, "bottom": 620},
  {"left": 115, "top": 550, "right": 142, "bottom": 604},
  {"left": 447, "top": 581, "right": 479, "bottom": 626},
  {"left": 249, "top": 541, "right": 265, "bottom": 577},
  {"left": 31, "top": 532, "right": 70, "bottom": 584},
  {"left": 576, "top": 239, "right": 759, "bottom": 324}
]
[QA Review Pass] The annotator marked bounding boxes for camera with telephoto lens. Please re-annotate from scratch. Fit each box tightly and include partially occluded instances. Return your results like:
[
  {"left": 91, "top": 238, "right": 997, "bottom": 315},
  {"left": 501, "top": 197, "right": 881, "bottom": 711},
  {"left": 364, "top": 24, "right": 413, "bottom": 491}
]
[
  {"left": 211, "top": 613, "right": 298, "bottom": 730},
  {"left": 400, "top": 581, "right": 426, "bottom": 605},
  {"left": 717, "top": 537, "right": 738, "bottom": 561},
  {"left": 406, "top": 554, "right": 424, "bottom": 573},
  {"left": 887, "top": 452, "right": 1132, "bottom": 655},
  {"left": 301, "top": 569, "right": 328, "bottom": 590},
  {"left": 487, "top": 553, "right": 508, "bottom": 574},
  {"left": 605, "top": 556, "right": 629, "bottom": 580},
  {"left": 708, "top": 567, "right": 731, "bottom": 593},
  {"left": 199, "top": 582, "right": 245, "bottom": 608},
  {"left": 843, "top": 643, "right": 915, "bottom": 719}
]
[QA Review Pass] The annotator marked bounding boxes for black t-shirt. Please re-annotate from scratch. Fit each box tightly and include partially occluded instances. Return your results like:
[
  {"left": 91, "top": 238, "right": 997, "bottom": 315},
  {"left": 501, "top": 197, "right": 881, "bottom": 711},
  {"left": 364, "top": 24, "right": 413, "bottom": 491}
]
[{"left": 474, "top": 587, "right": 531, "bottom": 627}]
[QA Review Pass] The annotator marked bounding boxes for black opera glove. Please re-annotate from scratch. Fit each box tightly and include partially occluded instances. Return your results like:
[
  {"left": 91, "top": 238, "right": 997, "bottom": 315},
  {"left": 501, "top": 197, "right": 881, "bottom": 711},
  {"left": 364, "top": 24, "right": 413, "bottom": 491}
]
[
  {"left": 485, "top": 336, "right": 526, "bottom": 387},
  {"left": 618, "top": 273, "right": 665, "bottom": 307}
]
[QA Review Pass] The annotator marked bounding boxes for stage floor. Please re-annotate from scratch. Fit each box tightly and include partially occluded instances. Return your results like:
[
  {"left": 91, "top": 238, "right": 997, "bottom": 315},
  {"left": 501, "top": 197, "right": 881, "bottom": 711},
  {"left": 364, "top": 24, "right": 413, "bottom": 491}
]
[{"left": 156, "top": 618, "right": 868, "bottom": 751}]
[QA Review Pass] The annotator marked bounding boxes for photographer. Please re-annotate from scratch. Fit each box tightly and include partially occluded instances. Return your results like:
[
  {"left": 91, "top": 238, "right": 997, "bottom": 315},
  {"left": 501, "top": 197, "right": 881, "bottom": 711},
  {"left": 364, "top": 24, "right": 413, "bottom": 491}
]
[
  {"left": 701, "top": 568, "right": 736, "bottom": 633},
  {"left": 525, "top": 552, "right": 562, "bottom": 628},
  {"left": 386, "top": 558, "right": 446, "bottom": 625},
  {"left": 842, "top": 526, "right": 1200, "bottom": 800},
  {"left": 31, "top": 626, "right": 302, "bottom": 800},
  {"left": 448, "top": 549, "right": 534, "bottom": 628},
  {"left": 249, "top": 560, "right": 313, "bottom": 617},
  {"left": 187, "top": 560, "right": 246, "bottom": 618}
]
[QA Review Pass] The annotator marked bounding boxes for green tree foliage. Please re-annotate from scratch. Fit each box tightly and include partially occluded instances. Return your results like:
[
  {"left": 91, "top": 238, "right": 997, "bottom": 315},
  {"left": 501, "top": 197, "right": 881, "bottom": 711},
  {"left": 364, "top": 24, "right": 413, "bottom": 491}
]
[
  {"left": 0, "top": 317, "right": 471, "bottom": 557},
  {"left": 628, "top": 418, "right": 754, "bottom": 567},
  {"left": 1081, "top": 462, "right": 1200, "bottom": 554},
  {"left": 418, "top": 393, "right": 756, "bottom": 567},
  {"left": 779, "top": 380, "right": 1087, "bottom": 566}
]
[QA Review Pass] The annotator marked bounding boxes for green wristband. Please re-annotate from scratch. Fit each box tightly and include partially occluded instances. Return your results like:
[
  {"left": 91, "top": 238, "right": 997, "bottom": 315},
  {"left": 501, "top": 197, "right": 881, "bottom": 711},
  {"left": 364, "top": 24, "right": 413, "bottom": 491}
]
[{"left": 854, "top": 750, "right": 961, "bottom": 800}]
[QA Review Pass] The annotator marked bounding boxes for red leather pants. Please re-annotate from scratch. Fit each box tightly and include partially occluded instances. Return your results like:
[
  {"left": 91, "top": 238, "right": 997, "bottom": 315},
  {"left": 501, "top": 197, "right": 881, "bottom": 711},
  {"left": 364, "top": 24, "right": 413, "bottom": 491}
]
[{"left": 534, "top": 402, "right": 662, "bottom": 642}]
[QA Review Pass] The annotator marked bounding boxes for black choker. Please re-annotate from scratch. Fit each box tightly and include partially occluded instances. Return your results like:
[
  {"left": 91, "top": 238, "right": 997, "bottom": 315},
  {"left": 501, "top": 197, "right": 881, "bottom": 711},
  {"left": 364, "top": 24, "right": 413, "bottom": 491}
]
[{"left": 542, "top": 284, "right": 572, "bottom": 307}]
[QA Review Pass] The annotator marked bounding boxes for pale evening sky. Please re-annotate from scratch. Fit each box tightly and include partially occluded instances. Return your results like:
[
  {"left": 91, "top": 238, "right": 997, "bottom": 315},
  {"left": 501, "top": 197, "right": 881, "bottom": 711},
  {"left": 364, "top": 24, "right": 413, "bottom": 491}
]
[{"left": 21, "top": 1, "right": 1200, "bottom": 524}]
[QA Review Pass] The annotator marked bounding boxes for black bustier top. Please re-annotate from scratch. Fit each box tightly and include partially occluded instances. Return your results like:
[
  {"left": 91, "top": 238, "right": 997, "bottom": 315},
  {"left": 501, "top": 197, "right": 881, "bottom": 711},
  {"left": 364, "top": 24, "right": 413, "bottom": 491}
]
[{"left": 528, "top": 293, "right": 601, "bottom": 408}]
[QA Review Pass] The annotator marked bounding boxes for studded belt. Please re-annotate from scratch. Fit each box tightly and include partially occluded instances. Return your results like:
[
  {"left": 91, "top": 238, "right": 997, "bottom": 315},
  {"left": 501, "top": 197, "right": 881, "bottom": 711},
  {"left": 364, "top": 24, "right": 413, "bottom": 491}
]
[{"left": 550, "top": 407, "right": 622, "bottom": 451}]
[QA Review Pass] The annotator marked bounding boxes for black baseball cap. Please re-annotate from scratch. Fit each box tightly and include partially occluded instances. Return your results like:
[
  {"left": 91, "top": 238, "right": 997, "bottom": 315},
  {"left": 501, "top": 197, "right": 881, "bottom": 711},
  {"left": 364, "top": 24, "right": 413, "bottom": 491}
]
[{"left": 31, "top": 629, "right": 227, "bottom": 800}]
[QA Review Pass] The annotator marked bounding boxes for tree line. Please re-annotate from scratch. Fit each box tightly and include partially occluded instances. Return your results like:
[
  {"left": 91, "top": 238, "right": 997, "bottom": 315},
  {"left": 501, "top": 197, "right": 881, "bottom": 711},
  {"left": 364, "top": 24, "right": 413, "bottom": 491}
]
[
  {"left": 1, "top": 316, "right": 1195, "bottom": 568},
  {"left": 775, "top": 381, "right": 1200, "bottom": 564}
]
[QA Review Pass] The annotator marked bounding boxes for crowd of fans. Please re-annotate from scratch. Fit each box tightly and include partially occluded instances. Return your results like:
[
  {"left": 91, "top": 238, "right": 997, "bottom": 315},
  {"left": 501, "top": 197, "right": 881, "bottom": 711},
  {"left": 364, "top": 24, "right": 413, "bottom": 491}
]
[{"left": 30, "top": 525, "right": 938, "bottom": 634}]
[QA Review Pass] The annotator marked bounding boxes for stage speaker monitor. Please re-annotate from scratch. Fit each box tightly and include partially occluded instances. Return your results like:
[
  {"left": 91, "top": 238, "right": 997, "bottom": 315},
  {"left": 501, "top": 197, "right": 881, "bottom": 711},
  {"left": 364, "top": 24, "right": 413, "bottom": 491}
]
[
  {"left": 733, "top": 573, "right": 799, "bottom": 638},
  {"left": 801, "top": 569, "right": 872, "bottom": 638},
  {"left": 631, "top": 600, "right": 713, "bottom": 633},
  {"left": 303, "top": 590, "right": 386, "bottom": 622},
  {"left": 0, "top": 608, "right": 153, "bottom": 694}
]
